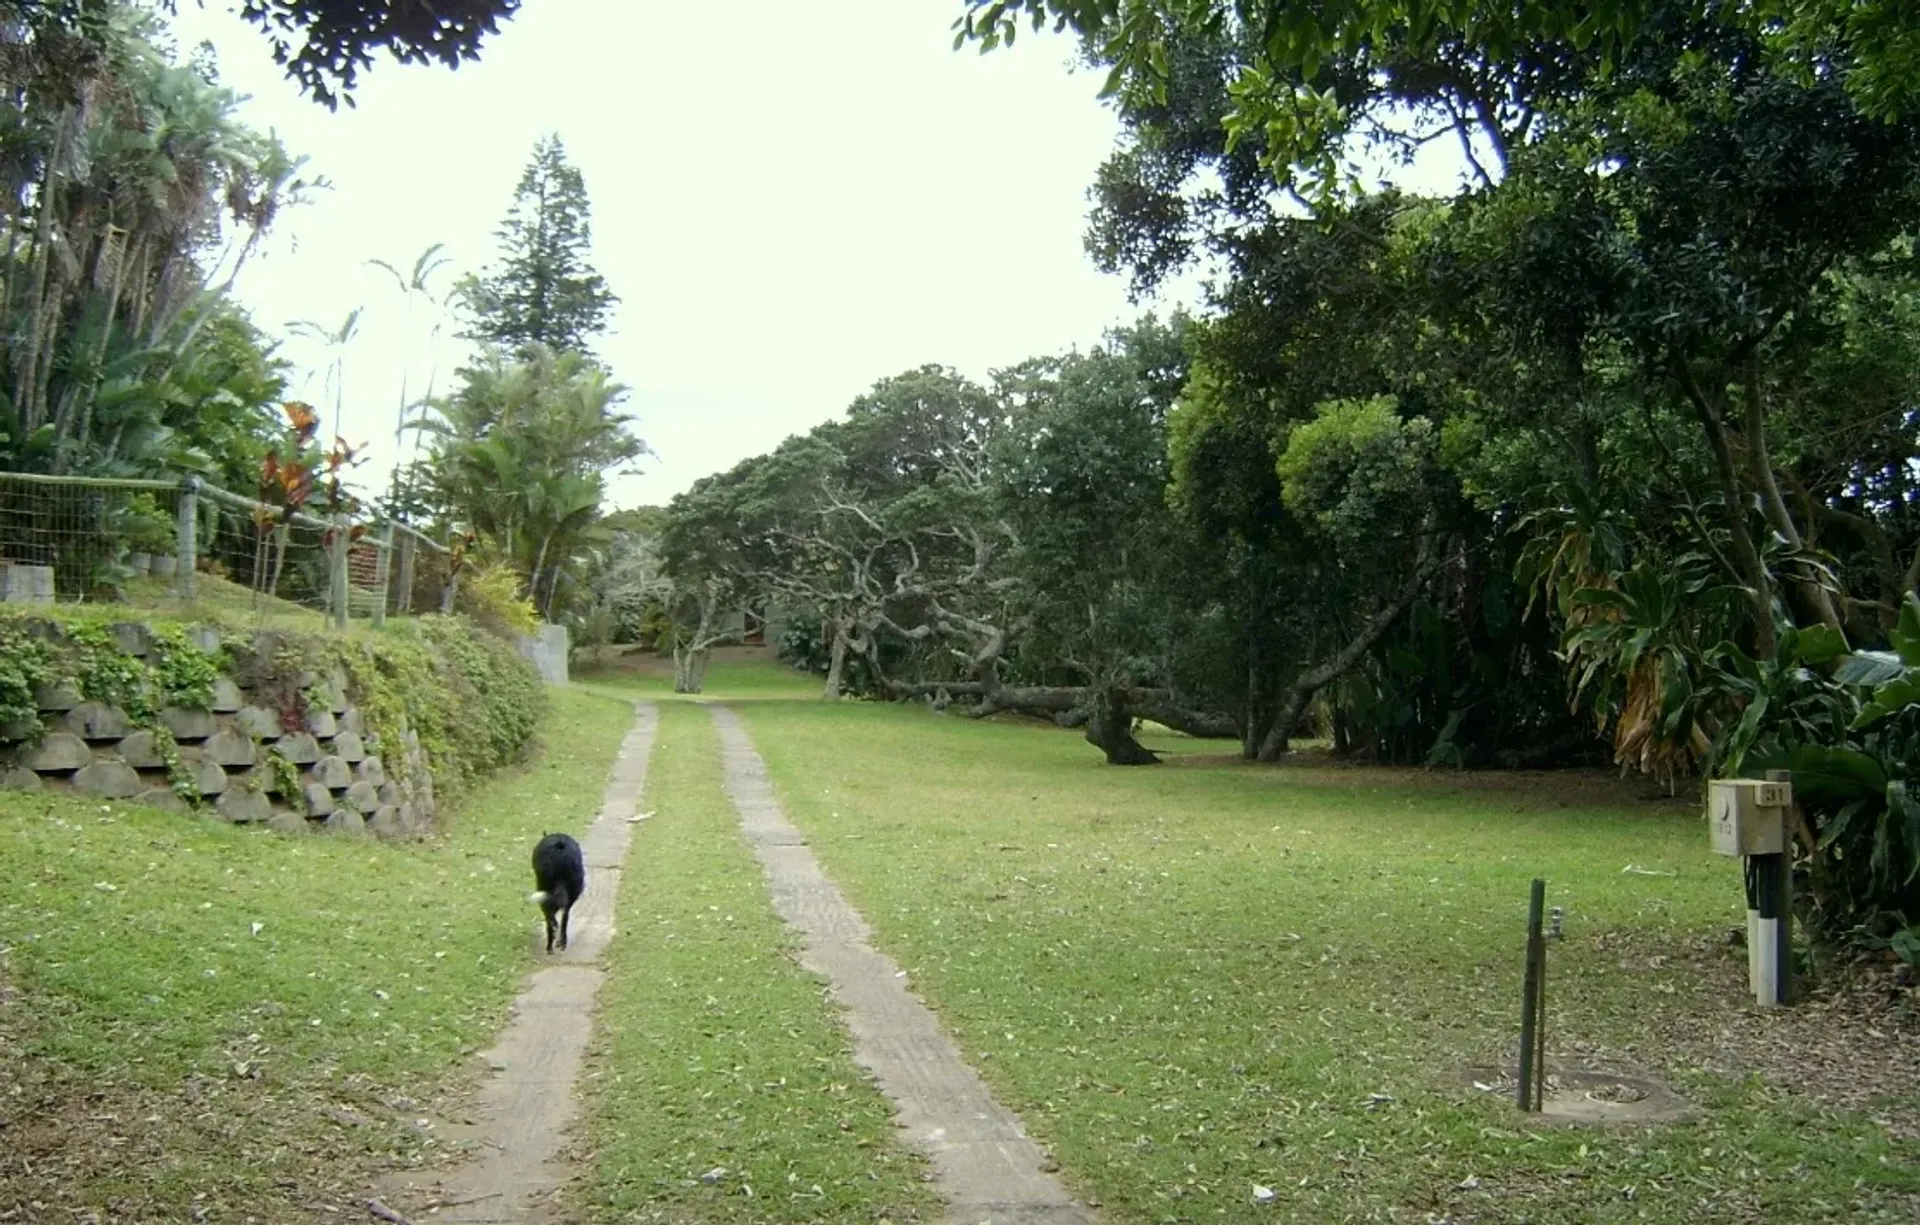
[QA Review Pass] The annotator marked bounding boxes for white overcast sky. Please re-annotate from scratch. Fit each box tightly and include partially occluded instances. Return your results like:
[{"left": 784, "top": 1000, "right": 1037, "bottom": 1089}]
[
  {"left": 165, "top": 1, "right": 1471, "bottom": 512},
  {"left": 162, "top": 0, "right": 1199, "bottom": 510}
]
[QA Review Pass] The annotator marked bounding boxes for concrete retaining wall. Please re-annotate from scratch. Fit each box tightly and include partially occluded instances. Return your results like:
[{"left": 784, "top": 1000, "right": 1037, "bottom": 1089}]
[
  {"left": 0, "top": 623, "right": 437, "bottom": 839},
  {"left": 517, "top": 621, "right": 569, "bottom": 685}
]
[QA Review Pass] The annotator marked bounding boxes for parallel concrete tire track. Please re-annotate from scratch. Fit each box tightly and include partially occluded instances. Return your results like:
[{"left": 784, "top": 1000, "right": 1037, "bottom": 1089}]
[
  {"left": 377, "top": 702, "right": 658, "bottom": 1224},
  {"left": 710, "top": 704, "right": 1098, "bottom": 1225}
]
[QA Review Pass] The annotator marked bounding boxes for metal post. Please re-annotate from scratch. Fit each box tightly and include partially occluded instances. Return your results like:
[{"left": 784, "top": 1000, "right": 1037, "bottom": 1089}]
[
  {"left": 329, "top": 512, "right": 351, "bottom": 629},
  {"left": 370, "top": 521, "right": 394, "bottom": 630},
  {"left": 1517, "top": 878, "right": 1547, "bottom": 1111},
  {"left": 175, "top": 476, "right": 199, "bottom": 600}
]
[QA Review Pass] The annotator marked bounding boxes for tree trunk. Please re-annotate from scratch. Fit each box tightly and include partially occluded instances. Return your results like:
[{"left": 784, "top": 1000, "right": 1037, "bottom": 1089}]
[
  {"left": 672, "top": 642, "right": 710, "bottom": 694},
  {"left": 529, "top": 531, "right": 553, "bottom": 618},
  {"left": 16, "top": 104, "right": 72, "bottom": 435},
  {"left": 823, "top": 619, "right": 850, "bottom": 701},
  {"left": 1678, "top": 365, "right": 1778, "bottom": 658},
  {"left": 1083, "top": 685, "right": 1160, "bottom": 766},
  {"left": 1331, "top": 707, "right": 1354, "bottom": 756},
  {"left": 1740, "top": 357, "right": 1842, "bottom": 634},
  {"left": 1128, "top": 691, "right": 1240, "bottom": 739},
  {"left": 1254, "top": 540, "right": 1443, "bottom": 761}
]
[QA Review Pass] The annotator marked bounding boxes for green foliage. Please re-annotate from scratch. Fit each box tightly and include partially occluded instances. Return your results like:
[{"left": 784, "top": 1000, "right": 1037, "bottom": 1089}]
[
  {"left": 455, "top": 560, "right": 542, "bottom": 639},
  {"left": 239, "top": 614, "right": 545, "bottom": 805},
  {"left": 148, "top": 626, "right": 222, "bottom": 710},
  {"left": 148, "top": 724, "right": 199, "bottom": 807},
  {"left": 1276, "top": 395, "right": 1436, "bottom": 548},
  {"left": 775, "top": 608, "right": 831, "bottom": 675},
  {"left": 461, "top": 134, "right": 618, "bottom": 359},
  {"left": 408, "top": 615, "right": 546, "bottom": 781},
  {"left": 413, "top": 344, "right": 643, "bottom": 620},
  {"left": 263, "top": 749, "right": 303, "bottom": 802},
  {"left": 0, "top": 4, "right": 306, "bottom": 481},
  {"left": 0, "top": 621, "right": 52, "bottom": 728},
  {"left": 1717, "top": 594, "right": 1920, "bottom": 931},
  {"left": 112, "top": 493, "right": 174, "bottom": 555},
  {"left": 67, "top": 623, "right": 158, "bottom": 721}
]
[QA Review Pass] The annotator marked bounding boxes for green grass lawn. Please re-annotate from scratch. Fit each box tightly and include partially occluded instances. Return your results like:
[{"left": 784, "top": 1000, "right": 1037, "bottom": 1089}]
[
  {"left": 0, "top": 684, "right": 635, "bottom": 1224},
  {"left": 572, "top": 701, "right": 938, "bottom": 1223},
  {"left": 576, "top": 645, "right": 820, "bottom": 703},
  {"left": 712, "top": 688, "right": 1918, "bottom": 1225}
]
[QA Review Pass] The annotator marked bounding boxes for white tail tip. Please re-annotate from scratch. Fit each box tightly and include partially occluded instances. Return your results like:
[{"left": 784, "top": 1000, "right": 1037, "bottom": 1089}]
[{"left": 528, "top": 890, "right": 549, "bottom": 905}]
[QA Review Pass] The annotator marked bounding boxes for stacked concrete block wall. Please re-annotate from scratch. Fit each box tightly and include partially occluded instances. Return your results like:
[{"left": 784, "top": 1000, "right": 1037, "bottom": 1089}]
[{"left": 0, "top": 622, "right": 437, "bottom": 839}]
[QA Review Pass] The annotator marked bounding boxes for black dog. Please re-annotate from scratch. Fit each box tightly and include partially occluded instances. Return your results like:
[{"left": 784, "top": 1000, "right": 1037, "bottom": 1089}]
[{"left": 529, "top": 832, "right": 586, "bottom": 952}]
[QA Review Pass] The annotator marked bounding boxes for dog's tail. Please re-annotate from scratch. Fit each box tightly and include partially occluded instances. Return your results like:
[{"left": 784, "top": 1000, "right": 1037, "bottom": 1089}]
[
  {"left": 528, "top": 890, "right": 549, "bottom": 906},
  {"left": 529, "top": 885, "right": 572, "bottom": 910}
]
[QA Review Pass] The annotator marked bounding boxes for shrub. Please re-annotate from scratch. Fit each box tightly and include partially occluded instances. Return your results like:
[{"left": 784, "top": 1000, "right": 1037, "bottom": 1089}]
[{"left": 456, "top": 562, "right": 540, "bottom": 640}]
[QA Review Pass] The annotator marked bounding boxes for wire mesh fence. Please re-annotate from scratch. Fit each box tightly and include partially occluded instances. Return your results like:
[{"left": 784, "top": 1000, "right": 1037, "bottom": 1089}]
[{"left": 0, "top": 471, "right": 453, "bottom": 628}]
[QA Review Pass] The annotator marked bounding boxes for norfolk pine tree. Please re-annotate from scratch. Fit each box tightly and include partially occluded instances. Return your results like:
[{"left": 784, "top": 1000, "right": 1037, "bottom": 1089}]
[{"left": 462, "top": 135, "right": 618, "bottom": 360}]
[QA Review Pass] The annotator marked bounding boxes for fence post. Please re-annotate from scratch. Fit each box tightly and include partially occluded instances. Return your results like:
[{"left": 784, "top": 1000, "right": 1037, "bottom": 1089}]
[
  {"left": 440, "top": 529, "right": 460, "bottom": 614},
  {"left": 393, "top": 527, "right": 415, "bottom": 614},
  {"left": 175, "top": 477, "right": 199, "bottom": 600},
  {"left": 329, "top": 513, "right": 351, "bottom": 629},
  {"left": 371, "top": 521, "right": 394, "bottom": 630}
]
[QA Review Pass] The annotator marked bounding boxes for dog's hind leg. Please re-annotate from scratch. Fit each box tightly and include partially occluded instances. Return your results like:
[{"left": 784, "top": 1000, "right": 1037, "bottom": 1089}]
[{"left": 558, "top": 903, "right": 571, "bottom": 951}]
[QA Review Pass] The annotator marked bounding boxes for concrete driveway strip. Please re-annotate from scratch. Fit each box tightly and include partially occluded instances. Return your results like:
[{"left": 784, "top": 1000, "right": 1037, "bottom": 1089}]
[
  {"left": 710, "top": 704, "right": 1098, "bottom": 1225},
  {"left": 376, "top": 702, "right": 658, "bottom": 1225}
]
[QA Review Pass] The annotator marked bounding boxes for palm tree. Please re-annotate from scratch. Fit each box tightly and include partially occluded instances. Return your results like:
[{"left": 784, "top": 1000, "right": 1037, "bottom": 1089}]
[
  {"left": 0, "top": 1, "right": 310, "bottom": 476},
  {"left": 288, "top": 307, "right": 362, "bottom": 445},
  {"left": 411, "top": 342, "right": 646, "bottom": 619},
  {"left": 369, "top": 242, "right": 453, "bottom": 506}
]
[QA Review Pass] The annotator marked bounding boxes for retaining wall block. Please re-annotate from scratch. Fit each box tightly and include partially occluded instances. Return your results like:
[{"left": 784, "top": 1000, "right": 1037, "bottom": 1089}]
[
  {"left": 33, "top": 685, "right": 82, "bottom": 712},
  {"left": 73, "top": 760, "right": 141, "bottom": 799},
  {"left": 117, "top": 729, "right": 165, "bottom": 769},
  {"left": 235, "top": 706, "right": 281, "bottom": 740},
  {"left": 302, "top": 781, "right": 334, "bottom": 817},
  {"left": 2, "top": 767, "right": 43, "bottom": 792},
  {"left": 215, "top": 789, "right": 271, "bottom": 823},
  {"left": 325, "top": 808, "right": 366, "bottom": 836},
  {"left": 210, "top": 678, "right": 243, "bottom": 713},
  {"left": 311, "top": 755, "right": 352, "bottom": 790},
  {"left": 106, "top": 623, "right": 149, "bottom": 657},
  {"left": 19, "top": 731, "right": 91, "bottom": 772},
  {"left": 159, "top": 707, "right": 216, "bottom": 741},
  {"left": 272, "top": 732, "right": 320, "bottom": 764},
  {"left": 135, "top": 787, "right": 189, "bottom": 814},
  {"left": 201, "top": 727, "right": 256, "bottom": 768}
]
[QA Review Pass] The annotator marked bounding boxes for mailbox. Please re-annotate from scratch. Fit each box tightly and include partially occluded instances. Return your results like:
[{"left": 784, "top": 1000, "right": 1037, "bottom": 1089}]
[{"left": 1707, "top": 779, "right": 1791, "bottom": 856}]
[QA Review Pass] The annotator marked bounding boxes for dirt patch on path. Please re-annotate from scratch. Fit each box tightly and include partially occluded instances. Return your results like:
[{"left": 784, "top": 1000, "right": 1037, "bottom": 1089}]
[
  {"left": 710, "top": 704, "right": 1098, "bottom": 1225},
  {"left": 374, "top": 703, "right": 658, "bottom": 1224}
]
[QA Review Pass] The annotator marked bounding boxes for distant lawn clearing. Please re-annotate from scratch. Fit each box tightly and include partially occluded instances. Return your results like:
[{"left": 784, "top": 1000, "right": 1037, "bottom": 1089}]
[
  {"left": 0, "top": 685, "right": 634, "bottom": 1223},
  {"left": 725, "top": 694, "right": 1919, "bottom": 1225}
]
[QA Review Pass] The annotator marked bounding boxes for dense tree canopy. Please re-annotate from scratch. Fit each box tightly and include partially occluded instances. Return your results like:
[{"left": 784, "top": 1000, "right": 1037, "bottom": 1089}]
[
  {"left": 217, "top": 0, "right": 521, "bottom": 107},
  {"left": 635, "top": 2, "right": 1920, "bottom": 936},
  {"left": 0, "top": 1, "right": 303, "bottom": 483}
]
